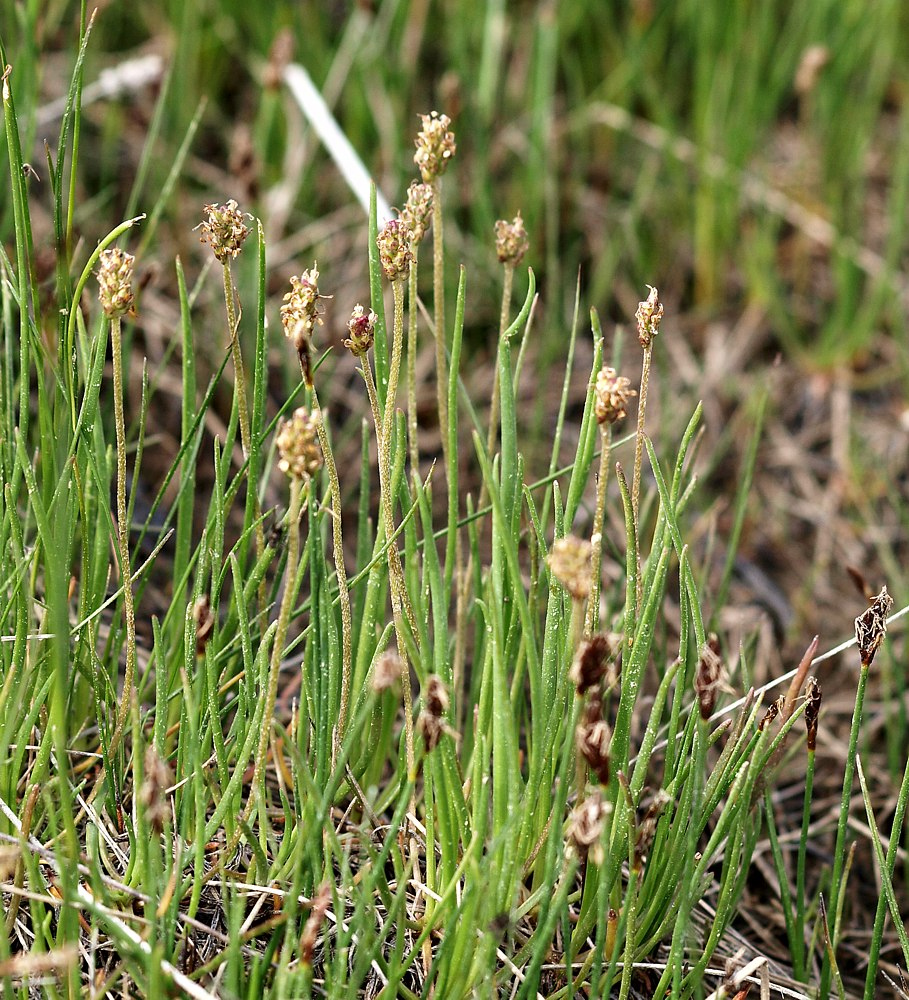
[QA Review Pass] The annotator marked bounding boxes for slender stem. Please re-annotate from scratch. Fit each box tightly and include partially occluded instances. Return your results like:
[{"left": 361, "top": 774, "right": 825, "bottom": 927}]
[
  {"left": 222, "top": 260, "right": 265, "bottom": 594},
  {"left": 794, "top": 746, "right": 815, "bottom": 982},
  {"left": 242, "top": 474, "right": 303, "bottom": 831},
  {"left": 222, "top": 261, "right": 252, "bottom": 463},
  {"left": 431, "top": 178, "right": 448, "bottom": 466},
  {"left": 310, "top": 384, "right": 352, "bottom": 764},
  {"left": 485, "top": 261, "right": 514, "bottom": 466},
  {"left": 363, "top": 356, "right": 415, "bottom": 784},
  {"left": 631, "top": 344, "right": 652, "bottom": 532},
  {"left": 109, "top": 315, "right": 136, "bottom": 753},
  {"left": 631, "top": 345, "right": 652, "bottom": 612},
  {"left": 407, "top": 248, "right": 420, "bottom": 478},
  {"left": 586, "top": 427, "right": 612, "bottom": 637},
  {"left": 821, "top": 661, "right": 870, "bottom": 993}
]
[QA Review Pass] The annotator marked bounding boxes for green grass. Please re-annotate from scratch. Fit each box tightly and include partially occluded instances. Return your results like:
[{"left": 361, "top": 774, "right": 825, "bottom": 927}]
[{"left": 1, "top": 3, "right": 908, "bottom": 998}]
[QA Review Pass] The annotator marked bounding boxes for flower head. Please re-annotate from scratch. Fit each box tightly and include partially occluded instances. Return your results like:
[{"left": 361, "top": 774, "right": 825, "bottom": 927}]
[
  {"left": 855, "top": 585, "right": 893, "bottom": 668},
  {"left": 343, "top": 304, "right": 377, "bottom": 358},
  {"left": 570, "top": 633, "right": 618, "bottom": 695},
  {"left": 197, "top": 199, "right": 250, "bottom": 263},
  {"left": 568, "top": 790, "right": 610, "bottom": 863},
  {"left": 548, "top": 536, "right": 593, "bottom": 602},
  {"left": 494, "top": 213, "right": 529, "bottom": 267},
  {"left": 376, "top": 220, "right": 414, "bottom": 282},
  {"left": 400, "top": 181, "right": 433, "bottom": 247},
  {"left": 97, "top": 248, "right": 135, "bottom": 319},
  {"left": 371, "top": 650, "right": 404, "bottom": 694},
  {"left": 414, "top": 111, "right": 456, "bottom": 183},
  {"left": 281, "top": 267, "right": 328, "bottom": 386},
  {"left": 417, "top": 674, "right": 453, "bottom": 752},
  {"left": 276, "top": 407, "right": 323, "bottom": 480},
  {"left": 594, "top": 367, "right": 636, "bottom": 426},
  {"left": 635, "top": 285, "right": 664, "bottom": 348},
  {"left": 576, "top": 704, "right": 611, "bottom": 785}
]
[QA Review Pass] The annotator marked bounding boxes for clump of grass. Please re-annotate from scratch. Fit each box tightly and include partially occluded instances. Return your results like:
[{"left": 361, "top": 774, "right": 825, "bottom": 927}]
[{"left": 0, "top": 20, "right": 907, "bottom": 1000}]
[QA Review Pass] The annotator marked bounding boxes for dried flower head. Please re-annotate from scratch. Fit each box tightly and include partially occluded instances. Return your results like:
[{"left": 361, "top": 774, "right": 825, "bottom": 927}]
[
  {"left": 804, "top": 676, "right": 822, "bottom": 751},
  {"left": 694, "top": 633, "right": 723, "bottom": 720},
  {"left": 276, "top": 407, "right": 323, "bottom": 480},
  {"left": 414, "top": 111, "right": 456, "bottom": 183},
  {"left": 371, "top": 649, "right": 404, "bottom": 694},
  {"left": 548, "top": 536, "right": 593, "bottom": 602},
  {"left": 417, "top": 674, "right": 453, "bottom": 752},
  {"left": 343, "top": 304, "right": 377, "bottom": 358},
  {"left": 494, "top": 213, "right": 529, "bottom": 267},
  {"left": 193, "top": 595, "right": 215, "bottom": 656},
  {"left": 576, "top": 703, "right": 611, "bottom": 785},
  {"left": 281, "top": 267, "right": 328, "bottom": 386},
  {"left": 594, "top": 367, "right": 636, "bottom": 426},
  {"left": 376, "top": 219, "right": 414, "bottom": 282},
  {"left": 300, "top": 884, "right": 331, "bottom": 967},
  {"left": 795, "top": 44, "right": 830, "bottom": 96},
  {"left": 635, "top": 285, "right": 664, "bottom": 348},
  {"left": 400, "top": 180, "right": 433, "bottom": 246},
  {"left": 633, "top": 789, "right": 670, "bottom": 872},
  {"left": 197, "top": 199, "right": 250, "bottom": 263},
  {"left": 855, "top": 585, "right": 893, "bottom": 668},
  {"left": 140, "top": 745, "right": 173, "bottom": 835},
  {"left": 570, "top": 633, "right": 618, "bottom": 695},
  {"left": 758, "top": 695, "right": 785, "bottom": 732},
  {"left": 568, "top": 790, "right": 610, "bottom": 863},
  {"left": 97, "top": 248, "right": 135, "bottom": 319}
]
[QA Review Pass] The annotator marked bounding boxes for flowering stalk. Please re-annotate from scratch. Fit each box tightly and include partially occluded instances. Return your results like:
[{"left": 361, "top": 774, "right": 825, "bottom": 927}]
[
  {"left": 586, "top": 366, "right": 636, "bottom": 636},
  {"left": 400, "top": 181, "right": 433, "bottom": 477},
  {"left": 821, "top": 586, "right": 892, "bottom": 994},
  {"left": 97, "top": 248, "right": 137, "bottom": 752},
  {"left": 414, "top": 112, "right": 456, "bottom": 471},
  {"left": 794, "top": 676, "right": 821, "bottom": 982},
  {"left": 631, "top": 286, "right": 663, "bottom": 532},
  {"left": 486, "top": 213, "right": 529, "bottom": 463},
  {"left": 241, "top": 409, "right": 320, "bottom": 834},
  {"left": 282, "top": 269, "right": 352, "bottom": 759},
  {"left": 197, "top": 201, "right": 265, "bottom": 584},
  {"left": 372, "top": 221, "right": 421, "bottom": 780}
]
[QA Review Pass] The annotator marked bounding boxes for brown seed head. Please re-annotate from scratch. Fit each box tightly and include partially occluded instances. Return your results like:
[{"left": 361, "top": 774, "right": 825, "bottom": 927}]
[
  {"left": 371, "top": 649, "right": 404, "bottom": 694},
  {"left": 417, "top": 674, "right": 452, "bottom": 752},
  {"left": 635, "top": 284, "right": 664, "bottom": 348},
  {"left": 694, "top": 634, "right": 723, "bottom": 719},
  {"left": 140, "top": 745, "right": 173, "bottom": 835},
  {"left": 197, "top": 199, "right": 250, "bottom": 263},
  {"left": 400, "top": 180, "right": 434, "bottom": 246},
  {"left": 276, "top": 407, "right": 323, "bottom": 480},
  {"left": 494, "top": 212, "right": 529, "bottom": 267},
  {"left": 343, "top": 304, "right": 377, "bottom": 358},
  {"left": 855, "top": 585, "right": 893, "bottom": 668},
  {"left": 576, "top": 704, "right": 611, "bottom": 785},
  {"left": 376, "top": 219, "right": 414, "bottom": 281},
  {"left": 568, "top": 790, "right": 610, "bottom": 863},
  {"left": 414, "top": 110, "right": 456, "bottom": 183},
  {"left": 758, "top": 695, "right": 785, "bottom": 733},
  {"left": 594, "top": 367, "right": 636, "bottom": 426},
  {"left": 804, "top": 676, "right": 822, "bottom": 751},
  {"left": 97, "top": 248, "right": 135, "bottom": 319},
  {"left": 548, "top": 535, "right": 593, "bottom": 602},
  {"left": 570, "top": 633, "right": 617, "bottom": 695}
]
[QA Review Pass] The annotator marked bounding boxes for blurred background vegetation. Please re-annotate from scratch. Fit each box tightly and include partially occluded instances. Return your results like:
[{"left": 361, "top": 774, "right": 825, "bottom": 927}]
[{"left": 4, "top": 0, "right": 909, "bottom": 668}]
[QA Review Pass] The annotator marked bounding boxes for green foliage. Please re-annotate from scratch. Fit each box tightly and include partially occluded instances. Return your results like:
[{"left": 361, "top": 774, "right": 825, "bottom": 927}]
[{"left": 0, "top": 4, "right": 905, "bottom": 998}]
